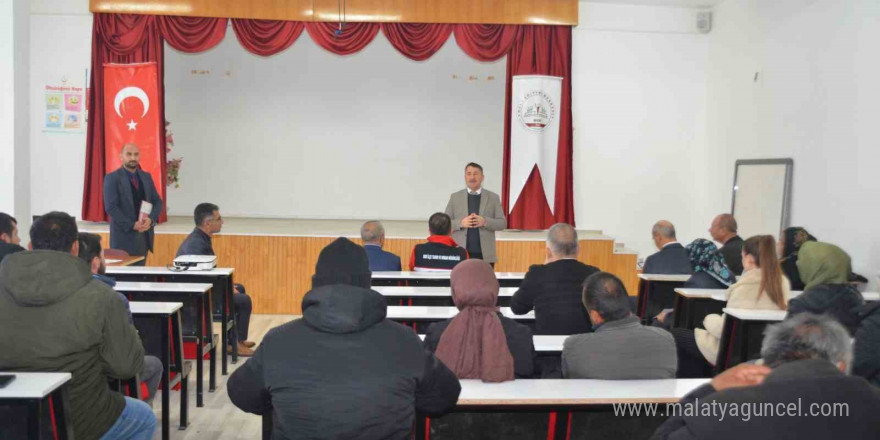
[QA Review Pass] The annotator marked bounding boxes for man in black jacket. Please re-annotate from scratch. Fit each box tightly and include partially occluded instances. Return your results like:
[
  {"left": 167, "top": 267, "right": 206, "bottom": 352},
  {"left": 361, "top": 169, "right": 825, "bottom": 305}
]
[
  {"left": 651, "top": 313, "right": 880, "bottom": 440},
  {"left": 709, "top": 214, "right": 744, "bottom": 275},
  {"left": 511, "top": 223, "right": 599, "bottom": 335},
  {"left": 227, "top": 238, "right": 461, "bottom": 440},
  {"left": 0, "top": 212, "right": 24, "bottom": 263}
]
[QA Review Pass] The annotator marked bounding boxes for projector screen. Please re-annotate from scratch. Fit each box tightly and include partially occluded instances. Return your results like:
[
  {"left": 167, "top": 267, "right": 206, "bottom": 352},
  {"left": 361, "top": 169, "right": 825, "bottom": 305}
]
[{"left": 163, "top": 29, "right": 506, "bottom": 220}]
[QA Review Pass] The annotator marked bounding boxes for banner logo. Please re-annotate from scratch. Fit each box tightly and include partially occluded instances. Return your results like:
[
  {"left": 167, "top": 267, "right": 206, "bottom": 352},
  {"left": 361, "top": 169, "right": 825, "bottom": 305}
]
[{"left": 516, "top": 90, "right": 556, "bottom": 132}]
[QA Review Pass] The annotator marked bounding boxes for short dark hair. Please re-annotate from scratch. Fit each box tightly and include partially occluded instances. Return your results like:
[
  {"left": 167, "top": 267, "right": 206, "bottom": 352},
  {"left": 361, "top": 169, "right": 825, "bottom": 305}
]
[
  {"left": 428, "top": 212, "right": 452, "bottom": 236},
  {"left": 582, "top": 272, "right": 632, "bottom": 322},
  {"left": 77, "top": 232, "right": 103, "bottom": 265},
  {"left": 465, "top": 162, "right": 483, "bottom": 173},
  {"left": 30, "top": 211, "right": 78, "bottom": 252},
  {"left": 194, "top": 203, "right": 219, "bottom": 227},
  {"left": 0, "top": 213, "right": 16, "bottom": 237}
]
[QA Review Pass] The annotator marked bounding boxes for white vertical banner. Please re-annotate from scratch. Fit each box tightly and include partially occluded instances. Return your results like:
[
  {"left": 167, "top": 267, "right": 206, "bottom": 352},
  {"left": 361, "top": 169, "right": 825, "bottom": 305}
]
[{"left": 509, "top": 75, "right": 563, "bottom": 215}]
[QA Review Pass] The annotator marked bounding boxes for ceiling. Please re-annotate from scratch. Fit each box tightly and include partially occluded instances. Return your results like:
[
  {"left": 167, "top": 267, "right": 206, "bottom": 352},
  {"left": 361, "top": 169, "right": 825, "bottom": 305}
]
[{"left": 583, "top": 0, "right": 723, "bottom": 8}]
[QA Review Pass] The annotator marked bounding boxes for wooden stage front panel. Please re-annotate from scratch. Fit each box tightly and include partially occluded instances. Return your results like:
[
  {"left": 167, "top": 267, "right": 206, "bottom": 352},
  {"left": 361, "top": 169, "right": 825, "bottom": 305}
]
[{"left": 96, "top": 233, "right": 637, "bottom": 315}]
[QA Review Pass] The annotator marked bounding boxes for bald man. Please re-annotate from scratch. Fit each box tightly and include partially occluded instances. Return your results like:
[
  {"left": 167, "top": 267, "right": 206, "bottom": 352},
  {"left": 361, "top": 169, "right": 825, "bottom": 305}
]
[
  {"left": 709, "top": 214, "right": 744, "bottom": 275},
  {"left": 103, "top": 143, "right": 163, "bottom": 265},
  {"left": 643, "top": 220, "right": 692, "bottom": 275}
]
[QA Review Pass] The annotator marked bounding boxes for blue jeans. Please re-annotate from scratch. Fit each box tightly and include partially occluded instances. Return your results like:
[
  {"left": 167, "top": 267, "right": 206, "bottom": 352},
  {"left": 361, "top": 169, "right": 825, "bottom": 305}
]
[{"left": 99, "top": 396, "right": 156, "bottom": 440}]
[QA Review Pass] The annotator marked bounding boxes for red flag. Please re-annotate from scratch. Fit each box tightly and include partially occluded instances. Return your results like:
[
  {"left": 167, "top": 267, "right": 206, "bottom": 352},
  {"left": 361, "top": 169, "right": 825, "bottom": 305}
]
[{"left": 103, "top": 62, "right": 164, "bottom": 205}]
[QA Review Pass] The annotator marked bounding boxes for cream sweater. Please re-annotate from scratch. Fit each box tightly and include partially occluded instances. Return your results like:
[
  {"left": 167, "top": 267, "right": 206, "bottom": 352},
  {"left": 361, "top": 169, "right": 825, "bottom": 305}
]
[{"left": 695, "top": 268, "right": 791, "bottom": 365}]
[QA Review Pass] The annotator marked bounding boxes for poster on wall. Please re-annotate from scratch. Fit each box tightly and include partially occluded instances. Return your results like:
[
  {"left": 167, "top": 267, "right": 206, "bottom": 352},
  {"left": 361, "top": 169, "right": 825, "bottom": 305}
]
[{"left": 42, "top": 70, "right": 88, "bottom": 133}]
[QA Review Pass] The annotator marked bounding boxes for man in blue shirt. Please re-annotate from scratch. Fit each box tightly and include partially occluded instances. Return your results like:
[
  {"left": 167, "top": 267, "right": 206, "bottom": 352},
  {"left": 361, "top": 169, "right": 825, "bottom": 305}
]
[
  {"left": 360, "top": 220, "right": 401, "bottom": 271},
  {"left": 176, "top": 203, "right": 254, "bottom": 356}
]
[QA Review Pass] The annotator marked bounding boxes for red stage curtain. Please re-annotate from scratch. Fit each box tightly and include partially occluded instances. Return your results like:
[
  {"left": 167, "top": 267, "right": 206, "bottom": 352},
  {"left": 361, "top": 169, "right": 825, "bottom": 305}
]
[
  {"left": 453, "top": 24, "right": 519, "bottom": 61},
  {"left": 502, "top": 25, "right": 574, "bottom": 229},
  {"left": 85, "top": 15, "right": 575, "bottom": 230},
  {"left": 305, "top": 22, "right": 380, "bottom": 55},
  {"left": 157, "top": 16, "right": 228, "bottom": 53},
  {"left": 232, "top": 19, "right": 305, "bottom": 56},
  {"left": 84, "top": 14, "right": 168, "bottom": 222},
  {"left": 380, "top": 23, "right": 453, "bottom": 61}
]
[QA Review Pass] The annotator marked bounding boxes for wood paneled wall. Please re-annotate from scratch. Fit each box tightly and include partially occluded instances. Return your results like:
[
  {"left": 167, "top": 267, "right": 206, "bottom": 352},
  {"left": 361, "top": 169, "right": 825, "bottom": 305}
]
[
  {"left": 89, "top": 0, "right": 578, "bottom": 25},
  {"left": 98, "top": 233, "right": 637, "bottom": 314}
]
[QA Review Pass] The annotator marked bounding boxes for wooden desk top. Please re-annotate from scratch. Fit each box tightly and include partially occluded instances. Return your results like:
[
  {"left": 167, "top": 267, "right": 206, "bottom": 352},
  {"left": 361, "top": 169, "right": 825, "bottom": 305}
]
[
  {"left": 0, "top": 372, "right": 72, "bottom": 399},
  {"left": 374, "top": 286, "right": 518, "bottom": 297},
  {"left": 456, "top": 378, "right": 710, "bottom": 405},
  {"left": 386, "top": 306, "right": 534, "bottom": 320}
]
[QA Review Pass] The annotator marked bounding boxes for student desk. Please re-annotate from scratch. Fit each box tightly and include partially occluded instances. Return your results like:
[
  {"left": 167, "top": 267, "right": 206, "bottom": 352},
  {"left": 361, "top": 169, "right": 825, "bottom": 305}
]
[
  {"left": 635, "top": 274, "right": 689, "bottom": 321},
  {"left": 418, "top": 334, "right": 566, "bottom": 352},
  {"left": 375, "top": 286, "right": 518, "bottom": 307},
  {"left": 388, "top": 306, "right": 534, "bottom": 333},
  {"left": 714, "top": 308, "right": 786, "bottom": 374},
  {"left": 0, "top": 372, "right": 73, "bottom": 440},
  {"left": 117, "top": 282, "right": 214, "bottom": 408},
  {"left": 372, "top": 271, "right": 526, "bottom": 287},
  {"left": 130, "top": 301, "right": 192, "bottom": 440},
  {"left": 106, "top": 266, "right": 239, "bottom": 374},
  {"left": 418, "top": 378, "right": 710, "bottom": 440}
]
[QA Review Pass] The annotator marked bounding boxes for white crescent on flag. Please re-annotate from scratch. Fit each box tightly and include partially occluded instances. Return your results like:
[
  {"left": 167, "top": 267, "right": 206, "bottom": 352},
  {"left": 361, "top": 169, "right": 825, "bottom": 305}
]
[
  {"left": 509, "top": 75, "right": 563, "bottom": 215},
  {"left": 113, "top": 86, "right": 150, "bottom": 118}
]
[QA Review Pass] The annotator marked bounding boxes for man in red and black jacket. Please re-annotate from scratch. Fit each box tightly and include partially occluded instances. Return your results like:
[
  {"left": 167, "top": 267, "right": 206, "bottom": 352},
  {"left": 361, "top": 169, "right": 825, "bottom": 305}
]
[{"left": 410, "top": 212, "right": 469, "bottom": 271}]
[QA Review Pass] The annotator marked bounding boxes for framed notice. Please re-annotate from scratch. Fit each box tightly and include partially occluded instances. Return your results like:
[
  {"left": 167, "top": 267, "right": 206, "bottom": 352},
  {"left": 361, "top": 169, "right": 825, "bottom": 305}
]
[{"left": 43, "top": 71, "right": 87, "bottom": 133}]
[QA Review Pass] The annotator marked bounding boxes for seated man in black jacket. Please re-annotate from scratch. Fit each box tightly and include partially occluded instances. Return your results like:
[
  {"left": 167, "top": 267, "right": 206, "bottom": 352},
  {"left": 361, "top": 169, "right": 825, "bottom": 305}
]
[
  {"left": 511, "top": 223, "right": 599, "bottom": 335},
  {"left": 227, "top": 238, "right": 461, "bottom": 440},
  {"left": 176, "top": 202, "right": 255, "bottom": 356},
  {"left": 651, "top": 313, "right": 880, "bottom": 440}
]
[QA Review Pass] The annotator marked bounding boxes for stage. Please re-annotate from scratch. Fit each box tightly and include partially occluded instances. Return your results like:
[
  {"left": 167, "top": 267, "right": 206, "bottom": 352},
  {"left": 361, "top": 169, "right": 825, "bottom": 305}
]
[{"left": 80, "top": 217, "right": 638, "bottom": 314}]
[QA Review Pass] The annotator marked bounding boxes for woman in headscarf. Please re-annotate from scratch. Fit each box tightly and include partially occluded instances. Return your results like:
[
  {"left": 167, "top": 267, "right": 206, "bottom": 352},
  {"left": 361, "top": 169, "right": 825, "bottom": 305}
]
[
  {"left": 778, "top": 227, "right": 817, "bottom": 290},
  {"left": 684, "top": 239, "right": 737, "bottom": 289},
  {"left": 787, "top": 241, "right": 864, "bottom": 333},
  {"left": 424, "top": 259, "right": 535, "bottom": 381}
]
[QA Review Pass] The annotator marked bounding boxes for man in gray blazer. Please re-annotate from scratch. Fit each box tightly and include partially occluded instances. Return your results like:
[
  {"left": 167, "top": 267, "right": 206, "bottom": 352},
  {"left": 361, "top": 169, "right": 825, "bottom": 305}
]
[
  {"left": 444, "top": 162, "right": 506, "bottom": 265},
  {"left": 562, "top": 272, "right": 677, "bottom": 379},
  {"left": 103, "top": 143, "right": 163, "bottom": 265}
]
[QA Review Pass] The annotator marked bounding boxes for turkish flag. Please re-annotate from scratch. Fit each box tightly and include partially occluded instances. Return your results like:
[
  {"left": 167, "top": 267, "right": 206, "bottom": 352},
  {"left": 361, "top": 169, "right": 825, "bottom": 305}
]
[{"left": 103, "top": 62, "right": 164, "bottom": 206}]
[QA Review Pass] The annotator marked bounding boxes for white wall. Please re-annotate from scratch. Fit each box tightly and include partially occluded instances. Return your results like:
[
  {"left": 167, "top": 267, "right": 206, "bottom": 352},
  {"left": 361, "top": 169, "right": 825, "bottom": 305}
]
[
  {"left": 163, "top": 29, "right": 506, "bottom": 220},
  {"left": 28, "top": 12, "right": 92, "bottom": 217},
  {"left": 706, "top": 0, "right": 880, "bottom": 283},
  {"left": 573, "top": 2, "right": 710, "bottom": 258},
  {"left": 1, "top": 0, "right": 31, "bottom": 240}
]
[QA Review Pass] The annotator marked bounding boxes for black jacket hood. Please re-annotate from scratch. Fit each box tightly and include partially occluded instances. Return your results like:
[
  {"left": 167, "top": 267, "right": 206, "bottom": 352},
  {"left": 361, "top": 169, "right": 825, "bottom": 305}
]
[{"left": 301, "top": 284, "right": 387, "bottom": 334}]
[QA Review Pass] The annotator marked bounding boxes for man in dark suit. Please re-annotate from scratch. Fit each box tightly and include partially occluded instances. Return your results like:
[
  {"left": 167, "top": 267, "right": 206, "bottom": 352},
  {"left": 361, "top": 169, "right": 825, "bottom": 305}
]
[
  {"left": 0, "top": 213, "right": 24, "bottom": 263},
  {"left": 709, "top": 213, "right": 744, "bottom": 275},
  {"left": 643, "top": 220, "right": 692, "bottom": 275},
  {"left": 651, "top": 313, "right": 880, "bottom": 440},
  {"left": 511, "top": 223, "right": 599, "bottom": 335},
  {"left": 360, "top": 220, "right": 401, "bottom": 271},
  {"left": 102, "top": 143, "right": 163, "bottom": 265},
  {"left": 176, "top": 203, "right": 255, "bottom": 356}
]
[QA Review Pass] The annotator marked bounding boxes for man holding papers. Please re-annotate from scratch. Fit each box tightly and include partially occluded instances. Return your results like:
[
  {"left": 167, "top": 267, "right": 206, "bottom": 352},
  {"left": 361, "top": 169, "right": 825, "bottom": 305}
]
[{"left": 103, "top": 143, "right": 163, "bottom": 265}]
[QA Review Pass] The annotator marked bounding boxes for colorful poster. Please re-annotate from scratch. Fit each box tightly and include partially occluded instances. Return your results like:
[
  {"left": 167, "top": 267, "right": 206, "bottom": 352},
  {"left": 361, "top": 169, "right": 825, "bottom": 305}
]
[{"left": 43, "top": 77, "right": 86, "bottom": 133}]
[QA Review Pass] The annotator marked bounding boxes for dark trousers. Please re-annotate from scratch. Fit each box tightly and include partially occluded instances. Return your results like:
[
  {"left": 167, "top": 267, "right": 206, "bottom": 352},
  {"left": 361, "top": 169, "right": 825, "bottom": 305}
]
[
  {"left": 668, "top": 328, "right": 714, "bottom": 378},
  {"left": 233, "top": 292, "right": 252, "bottom": 343},
  {"left": 467, "top": 252, "right": 494, "bottom": 268}
]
